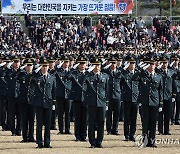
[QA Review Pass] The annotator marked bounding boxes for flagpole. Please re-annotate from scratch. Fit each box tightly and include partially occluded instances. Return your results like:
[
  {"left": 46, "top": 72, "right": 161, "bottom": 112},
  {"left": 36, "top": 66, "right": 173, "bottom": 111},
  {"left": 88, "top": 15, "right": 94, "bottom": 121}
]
[
  {"left": 136, "top": 0, "right": 138, "bottom": 17},
  {"left": 170, "top": 0, "right": 172, "bottom": 21}
]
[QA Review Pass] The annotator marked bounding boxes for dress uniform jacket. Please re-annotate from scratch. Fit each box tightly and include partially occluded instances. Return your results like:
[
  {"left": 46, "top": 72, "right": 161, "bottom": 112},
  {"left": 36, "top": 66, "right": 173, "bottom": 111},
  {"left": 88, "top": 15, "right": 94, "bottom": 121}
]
[
  {"left": 31, "top": 72, "right": 56, "bottom": 108},
  {"left": 0, "top": 67, "right": 8, "bottom": 130},
  {"left": 5, "top": 68, "right": 20, "bottom": 98},
  {"left": 84, "top": 72, "right": 109, "bottom": 107},
  {"left": 121, "top": 69, "right": 139, "bottom": 103},
  {"left": 55, "top": 68, "right": 72, "bottom": 99},
  {"left": 157, "top": 69, "right": 176, "bottom": 100},
  {"left": 68, "top": 69, "right": 88, "bottom": 102},
  {"left": 0, "top": 67, "right": 8, "bottom": 96},
  {"left": 133, "top": 71, "right": 163, "bottom": 106},
  {"left": 103, "top": 68, "right": 122, "bottom": 100},
  {"left": 17, "top": 71, "right": 33, "bottom": 103}
]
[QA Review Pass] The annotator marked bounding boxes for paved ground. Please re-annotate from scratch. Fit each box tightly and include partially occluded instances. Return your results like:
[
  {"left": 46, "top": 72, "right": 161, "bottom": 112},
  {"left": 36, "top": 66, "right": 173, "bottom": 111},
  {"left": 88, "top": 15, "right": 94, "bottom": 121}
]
[{"left": 0, "top": 116, "right": 180, "bottom": 154}]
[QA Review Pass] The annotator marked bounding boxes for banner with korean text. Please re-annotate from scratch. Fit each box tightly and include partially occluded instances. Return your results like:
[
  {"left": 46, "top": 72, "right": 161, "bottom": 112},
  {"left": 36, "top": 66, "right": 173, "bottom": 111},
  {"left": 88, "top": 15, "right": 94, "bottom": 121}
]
[{"left": 2, "top": 0, "right": 134, "bottom": 14}]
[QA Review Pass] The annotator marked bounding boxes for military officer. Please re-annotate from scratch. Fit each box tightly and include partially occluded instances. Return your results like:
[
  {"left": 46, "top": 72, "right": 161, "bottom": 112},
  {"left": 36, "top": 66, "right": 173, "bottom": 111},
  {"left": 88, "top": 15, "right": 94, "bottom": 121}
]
[
  {"left": 30, "top": 57, "right": 56, "bottom": 148},
  {"left": 56, "top": 55, "right": 72, "bottom": 134},
  {"left": 121, "top": 54, "right": 139, "bottom": 141},
  {"left": 103, "top": 56, "right": 122, "bottom": 135},
  {"left": 84, "top": 57, "right": 109, "bottom": 148},
  {"left": 68, "top": 55, "right": 88, "bottom": 141},
  {"left": 17, "top": 58, "right": 35, "bottom": 142},
  {"left": 5, "top": 55, "right": 22, "bottom": 136},
  {"left": 133, "top": 54, "right": 163, "bottom": 148},
  {"left": 0, "top": 55, "right": 11, "bottom": 131},
  {"left": 173, "top": 69, "right": 180, "bottom": 125},
  {"left": 169, "top": 54, "right": 180, "bottom": 125},
  {"left": 48, "top": 56, "right": 57, "bottom": 130},
  {"left": 157, "top": 55, "right": 176, "bottom": 135}
]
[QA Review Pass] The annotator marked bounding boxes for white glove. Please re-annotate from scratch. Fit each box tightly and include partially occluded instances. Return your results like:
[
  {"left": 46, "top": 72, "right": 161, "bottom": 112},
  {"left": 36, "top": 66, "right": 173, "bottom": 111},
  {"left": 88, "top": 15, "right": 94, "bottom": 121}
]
[
  {"left": 106, "top": 106, "right": 108, "bottom": 111},
  {"left": 57, "top": 61, "right": 64, "bottom": 69},
  {"left": 87, "top": 65, "right": 95, "bottom": 72},
  {"left": 123, "top": 62, "right": 130, "bottom": 70},
  {"left": 0, "top": 62, "right": 6, "bottom": 67},
  {"left": 170, "top": 61, "right": 175, "bottom": 67},
  {"left": 138, "top": 61, "right": 144, "bottom": 67},
  {"left": 172, "top": 98, "right": 176, "bottom": 103},
  {"left": 143, "top": 64, "right": 150, "bottom": 70},
  {"left": 35, "top": 66, "right": 42, "bottom": 73},
  {"left": 35, "top": 64, "right": 40, "bottom": 68},
  {"left": 7, "top": 62, "right": 14, "bottom": 69},
  {"left": 73, "top": 63, "right": 79, "bottom": 69},
  {"left": 157, "top": 63, "right": 163, "bottom": 69},
  {"left": 52, "top": 105, "right": 55, "bottom": 110},
  {"left": 139, "top": 103, "right": 142, "bottom": 107},
  {"left": 20, "top": 64, "right": 27, "bottom": 70},
  {"left": 104, "top": 63, "right": 112, "bottom": 69},
  {"left": 159, "top": 107, "right": 163, "bottom": 112},
  {"left": 102, "top": 60, "right": 107, "bottom": 65},
  {"left": 140, "top": 63, "right": 147, "bottom": 68}
]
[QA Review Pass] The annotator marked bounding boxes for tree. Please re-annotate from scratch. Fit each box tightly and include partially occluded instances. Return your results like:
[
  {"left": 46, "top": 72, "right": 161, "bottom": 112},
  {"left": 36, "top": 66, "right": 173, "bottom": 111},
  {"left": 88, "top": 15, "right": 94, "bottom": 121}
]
[{"left": 140, "top": 0, "right": 180, "bottom": 16}]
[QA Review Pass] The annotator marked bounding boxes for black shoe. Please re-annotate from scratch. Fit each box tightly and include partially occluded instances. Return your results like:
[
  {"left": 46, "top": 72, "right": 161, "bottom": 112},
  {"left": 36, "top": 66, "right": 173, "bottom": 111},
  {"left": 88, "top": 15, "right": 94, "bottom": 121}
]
[
  {"left": 129, "top": 136, "right": 135, "bottom": 142},
  {"left": 65, "top": 131, "right": 72, "bottom": 135},
  {"left": 57, "top": 131, "right": 63, "bottom": 135},
  {"left": 36, "top": 144, "right": 43, "bottom": 148},
  {"left": 124, "top": 136, "right": 129, "bottom": 141},
  {"left": 75, "top": 138, "right": 80, "bottom": 142},
  {"left": 44, "top": 144, "right": 52, "bottom": 148},
  {"left": 21, "top": 139, "right": 28, "bottom": 143},
  {"left": 50, "top": 127, "right": 57, "bottom": 130},
  {"left": 16, "top": 132, "right": 21, "bottom": 136},
  {"left": 90, "top": 144, "right": 96, "bottom": 148},
  {"left": 107, "top": 132, "right": 111, "bottom": 135},
  {"left": 28, "top": 138, "right": 36, "bottom": 142},
  {"left": 163, "top": 132, "right": 172, "bottom": 135},
  {"left": 95, "top": 144, "right": 103, "bottom": 148},
  {"left": 175, "top": 122, "right": 180, "bottom": 125},
  {"left": 80, "top": 138, "right": 87, "bottom": 142},
  {"left": 147, "top": 144, "right": 157, "bottom": 148},
  {"left": 158, "top": 132, "right": 163, "bottom": 135},
  {"left": 112, "top": 132, "right": 120, "bottom": 135},
  {"left": 11, "top": 133, "right": 16, "bottom": 136}
]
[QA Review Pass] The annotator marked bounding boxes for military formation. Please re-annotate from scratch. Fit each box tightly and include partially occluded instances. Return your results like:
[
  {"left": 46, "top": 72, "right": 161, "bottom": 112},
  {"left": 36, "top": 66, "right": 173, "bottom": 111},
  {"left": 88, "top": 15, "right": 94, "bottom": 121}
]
[{"left": 0, "top": 47, "right": 180, "bottom": 149}]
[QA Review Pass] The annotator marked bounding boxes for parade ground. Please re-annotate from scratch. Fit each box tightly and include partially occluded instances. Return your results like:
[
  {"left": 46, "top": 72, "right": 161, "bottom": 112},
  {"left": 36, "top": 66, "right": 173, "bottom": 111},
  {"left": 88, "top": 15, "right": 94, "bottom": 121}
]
[{"left": 0, "top": 116, "right": 179, "bottom": 154}]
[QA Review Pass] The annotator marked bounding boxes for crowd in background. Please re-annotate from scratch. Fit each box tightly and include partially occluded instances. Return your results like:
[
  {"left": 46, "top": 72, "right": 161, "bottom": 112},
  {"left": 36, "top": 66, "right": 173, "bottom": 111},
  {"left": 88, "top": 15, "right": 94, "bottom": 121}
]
[{"left": 0, "top": 14, "right": 179, "bottom": 56}]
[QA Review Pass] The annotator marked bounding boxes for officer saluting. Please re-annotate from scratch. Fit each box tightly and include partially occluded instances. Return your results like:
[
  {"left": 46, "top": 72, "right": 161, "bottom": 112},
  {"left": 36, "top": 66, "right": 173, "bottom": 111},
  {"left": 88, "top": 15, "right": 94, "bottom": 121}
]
[
  {"left": 30, "top": 57, "right": 56, "bottom": 148},
  {"left": 121, "top": 54, "right": 139, "bottom": 141},
  {"left": 68, "top": 55, "right": 88, "bottom": 141},
  {"left": 56, "top": 55, "right": 72, "bottom": 134},
  {"left": 5, "top": 55, "right": 22, "bottom": 136},
  {"left": 157, "top": 55, "right": 176, "bottom": 135},
  {"left": 84, "top": 57, "right": 109, "bottom": 148},
  {"left": 133, "top": 54, "right": 163, "bottom": 148},
  {"left": 17, "top": 58, "right": 35, "bottom": 142},
  {"left": 103, "top": 56, "right": 122, "bottom": 135}
]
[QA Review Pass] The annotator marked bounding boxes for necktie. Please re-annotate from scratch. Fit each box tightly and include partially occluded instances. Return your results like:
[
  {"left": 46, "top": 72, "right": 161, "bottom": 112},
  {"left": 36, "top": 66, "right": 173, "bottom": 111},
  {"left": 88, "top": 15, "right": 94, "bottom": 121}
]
[
  {"left": 44, "top": 75, "right": 47, "bottom": 82},
  {"left": 96, "top": 74, "right": 99, "bottom": 82},
  {"left": 150, "top": 74, "right": 153, "bottom": 80}
]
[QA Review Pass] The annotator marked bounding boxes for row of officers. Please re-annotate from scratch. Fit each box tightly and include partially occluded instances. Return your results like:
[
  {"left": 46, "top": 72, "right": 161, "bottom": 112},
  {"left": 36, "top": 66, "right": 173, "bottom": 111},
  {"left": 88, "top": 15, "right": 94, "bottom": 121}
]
[{"left": 0, "top": 52, "right": 180, "bottom": 149}]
